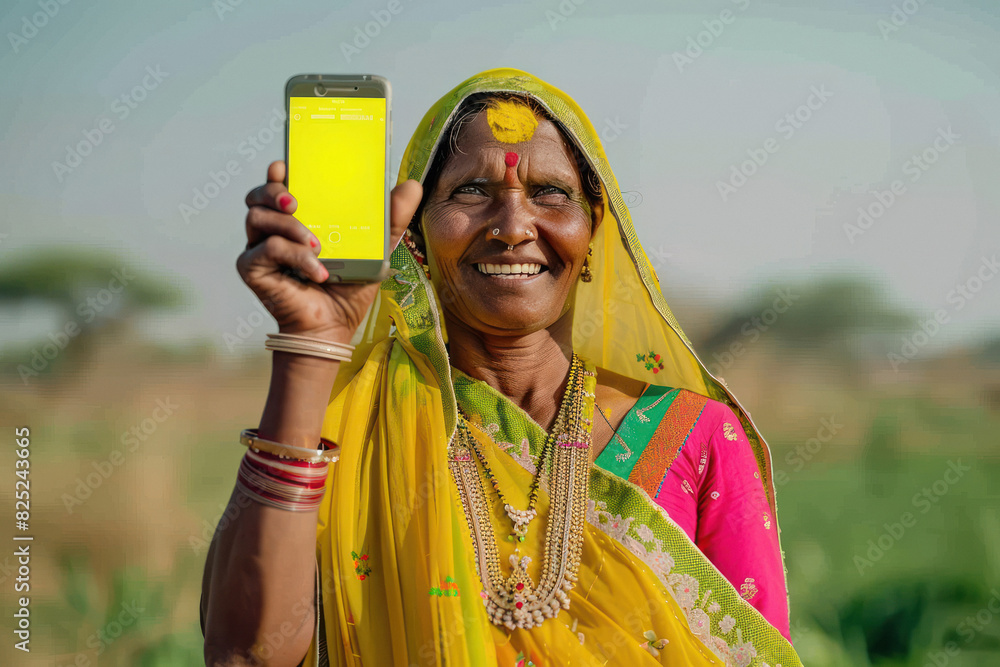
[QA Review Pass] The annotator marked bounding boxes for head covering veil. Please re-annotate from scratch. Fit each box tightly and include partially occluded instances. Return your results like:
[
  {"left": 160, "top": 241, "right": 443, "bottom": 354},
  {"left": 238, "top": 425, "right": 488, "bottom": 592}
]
[{"left": 308, "top": 68, "right": 795, "bottom": 667}]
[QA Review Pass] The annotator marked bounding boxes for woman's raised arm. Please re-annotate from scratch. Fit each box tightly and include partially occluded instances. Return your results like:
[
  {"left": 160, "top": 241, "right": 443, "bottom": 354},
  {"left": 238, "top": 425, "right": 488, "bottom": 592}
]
[{"left": 200, "top": 161, "right": 420, "bottom": 666}]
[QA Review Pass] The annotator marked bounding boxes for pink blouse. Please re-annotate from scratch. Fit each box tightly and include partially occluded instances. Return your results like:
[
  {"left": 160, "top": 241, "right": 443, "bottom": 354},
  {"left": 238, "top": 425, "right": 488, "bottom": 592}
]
[{"left": 651, "top": 398, "right": 792, "bottom": 643}]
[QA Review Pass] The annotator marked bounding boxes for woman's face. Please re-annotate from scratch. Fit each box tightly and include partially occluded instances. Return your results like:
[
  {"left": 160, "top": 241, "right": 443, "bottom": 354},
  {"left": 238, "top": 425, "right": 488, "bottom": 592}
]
[{"left": 420, "top": 109, "right": 603, "bottom": 337}]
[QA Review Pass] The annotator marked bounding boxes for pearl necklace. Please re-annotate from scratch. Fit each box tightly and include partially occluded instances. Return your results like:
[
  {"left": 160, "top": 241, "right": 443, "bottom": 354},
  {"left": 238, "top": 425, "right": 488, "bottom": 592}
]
[{"left": 448, "top": 355, "right": 596, "bottom": 630}]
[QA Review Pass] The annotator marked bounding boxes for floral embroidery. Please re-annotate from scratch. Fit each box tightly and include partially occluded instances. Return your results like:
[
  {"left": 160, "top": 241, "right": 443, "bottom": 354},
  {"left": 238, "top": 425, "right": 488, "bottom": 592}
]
[
  {"left": 636, "top": 350, "right": 665, "bottom": 374},
  {"left": 722, "top": 422, "right": 738, "bottom": 441},
  {"left": 351, "top": 550, "right": 371, "bottom": 580},
  {"left": 500, "top": 436, "right": 538, "bottom": 474},
  {"left": 740, "top": 577, "right": 758, "bottom": 600},
  {"left": 640, "top": 629, "right": 669, "bottom": 657},
  {"left": 710, "top": 491, "right": 720, "bottom": 500},
  {"left": 688, "top": 607, "right": 712, "bottom": 641},
  {"left": 470, "top": 420, "right": 539, "bottom": 474},
  {"left": 731, "top": 629, "right": 759, "bottom": 667},
  {"left": 681, "top": 479, "right": 694, "bottom": 495},
  {"left": 763, "top": 513, "right": 772, "bottom": 530},
  {"left": 698, "top": 444, "right": 708, "bottom": 476},
  {"left": 669, "top": 573, "right": 700, "bottom": 610},
  {"left": 719, "top": 614, "right": 736, "bottom": 633},
  {"left": 645, "top": 544, "right": 675, "bottom": 579},
  {"left": 429, "top": 576, "right": 460, "bottom": 597},
  {"left": 586, "top": 500, "right": 764, "bottom": 665}
]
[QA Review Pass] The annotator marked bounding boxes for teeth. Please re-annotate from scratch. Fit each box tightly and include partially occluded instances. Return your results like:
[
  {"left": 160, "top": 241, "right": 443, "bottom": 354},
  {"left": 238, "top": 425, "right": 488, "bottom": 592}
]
[{"left": 476, "top": 263, "right": 542, "bottom": 276}]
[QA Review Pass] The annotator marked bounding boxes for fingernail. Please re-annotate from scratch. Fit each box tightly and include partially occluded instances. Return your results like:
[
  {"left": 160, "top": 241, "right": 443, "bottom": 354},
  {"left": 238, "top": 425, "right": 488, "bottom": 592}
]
[
  {"left": 278, "top": 194, "right": 293, "bottom": 210},
  {"left": 318, "top": 266, "right": 329, "bottom": 282},
  {"left": 310, "top": 237, "right": 319, "bottom": 249}
]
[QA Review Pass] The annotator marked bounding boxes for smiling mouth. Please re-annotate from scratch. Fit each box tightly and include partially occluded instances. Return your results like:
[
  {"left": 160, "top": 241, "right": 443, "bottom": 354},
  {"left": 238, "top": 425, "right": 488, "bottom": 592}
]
[{"left": 475, "top": 263, "right": 546, "bottom": 279}]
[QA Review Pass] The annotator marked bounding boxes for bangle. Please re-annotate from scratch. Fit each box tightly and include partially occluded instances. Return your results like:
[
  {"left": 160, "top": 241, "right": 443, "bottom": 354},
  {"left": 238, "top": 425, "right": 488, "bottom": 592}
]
[
  {"left": 235, "top": 449, "right": 329, "bottom": 512},
  {"left": 265, "top": 333, "right": 354, "bottom": 363},
  {"left": 240, "top": 428, "right": 341, "bottom": 464}
]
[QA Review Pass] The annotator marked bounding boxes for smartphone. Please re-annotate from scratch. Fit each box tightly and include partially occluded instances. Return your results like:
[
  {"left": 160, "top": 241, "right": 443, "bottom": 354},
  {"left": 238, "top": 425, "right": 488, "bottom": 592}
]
[{"left": 284, "top": 74, "right": 392, "bottom": 282}]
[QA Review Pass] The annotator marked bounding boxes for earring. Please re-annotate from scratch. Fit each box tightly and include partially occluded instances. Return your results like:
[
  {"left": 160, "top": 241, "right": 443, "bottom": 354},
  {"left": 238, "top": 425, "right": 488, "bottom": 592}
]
[{"left": 580, "top": 243, "right": 594, "bottom": 283}]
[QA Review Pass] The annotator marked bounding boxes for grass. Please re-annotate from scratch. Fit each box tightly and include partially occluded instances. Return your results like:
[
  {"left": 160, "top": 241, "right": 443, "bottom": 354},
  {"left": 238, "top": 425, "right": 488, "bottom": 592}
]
[{"left": 1, "top": 336, "right": 998, "bottom": 666}]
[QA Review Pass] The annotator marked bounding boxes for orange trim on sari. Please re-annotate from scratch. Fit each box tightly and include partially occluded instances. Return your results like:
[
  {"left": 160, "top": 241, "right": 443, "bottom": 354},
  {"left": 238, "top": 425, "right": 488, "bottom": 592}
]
[{"left": 628, "top": 390, "right": 709, "bottom": 498}]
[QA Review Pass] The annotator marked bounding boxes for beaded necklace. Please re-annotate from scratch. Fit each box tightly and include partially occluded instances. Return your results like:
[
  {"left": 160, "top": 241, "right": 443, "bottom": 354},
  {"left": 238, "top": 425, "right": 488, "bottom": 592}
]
[{"left": 448, "top": 354, "right": 596, "bottom": 630}]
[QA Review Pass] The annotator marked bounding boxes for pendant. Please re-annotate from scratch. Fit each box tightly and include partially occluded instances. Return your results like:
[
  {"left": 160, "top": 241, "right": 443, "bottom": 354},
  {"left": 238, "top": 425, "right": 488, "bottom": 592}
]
[
  {"left": 504, "top": 505, "right": 536, "bottom": 542},
  {"left": 447, "top": 357, "right": 596, "bottom": 631}
]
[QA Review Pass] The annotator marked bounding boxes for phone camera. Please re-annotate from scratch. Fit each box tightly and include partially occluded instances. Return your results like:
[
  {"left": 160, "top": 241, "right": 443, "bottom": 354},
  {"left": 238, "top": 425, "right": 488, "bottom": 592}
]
[{"left": 315, "top": 84, "right": 327, "bottom": 96}]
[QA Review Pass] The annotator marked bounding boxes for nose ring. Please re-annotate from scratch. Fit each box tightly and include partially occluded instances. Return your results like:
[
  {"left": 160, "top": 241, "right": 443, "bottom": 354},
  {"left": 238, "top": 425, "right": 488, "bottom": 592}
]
[
  {"left": 492, "top": 228, "right": 500, "bottom": 236},
  {"left": 525, "top": 230, "right": 534, "bottom": 238},
  {"left": 507, "top": 244, "right": 514, "bottom": 251}
]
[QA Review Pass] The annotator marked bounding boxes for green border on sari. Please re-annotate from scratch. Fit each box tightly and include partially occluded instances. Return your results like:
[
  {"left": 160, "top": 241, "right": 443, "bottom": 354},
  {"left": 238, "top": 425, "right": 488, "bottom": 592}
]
[
  {"left": 451, "top": 370, "right": 802, "bottom": 667},
  {"left": 594, "top": 384, "right": 678, "bottom": 479}
]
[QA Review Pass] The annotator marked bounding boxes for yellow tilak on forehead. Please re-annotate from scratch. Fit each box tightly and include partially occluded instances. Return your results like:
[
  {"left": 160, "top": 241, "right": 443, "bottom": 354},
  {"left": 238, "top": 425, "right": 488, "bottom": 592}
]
[{"left": 485, "top": 100, "right": 538, "bottom": 144}]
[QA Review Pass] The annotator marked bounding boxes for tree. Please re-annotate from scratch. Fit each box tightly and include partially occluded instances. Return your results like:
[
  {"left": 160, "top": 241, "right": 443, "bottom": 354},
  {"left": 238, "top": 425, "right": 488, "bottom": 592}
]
[{"left": 0, "top": 249, "right": 186, "bottom": 379}]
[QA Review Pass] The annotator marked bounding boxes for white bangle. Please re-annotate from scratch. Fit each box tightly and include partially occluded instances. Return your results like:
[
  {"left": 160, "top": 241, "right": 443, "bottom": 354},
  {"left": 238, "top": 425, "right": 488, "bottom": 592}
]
[{"left": 264, "top": 333, "right": 354, "bottom": 363}]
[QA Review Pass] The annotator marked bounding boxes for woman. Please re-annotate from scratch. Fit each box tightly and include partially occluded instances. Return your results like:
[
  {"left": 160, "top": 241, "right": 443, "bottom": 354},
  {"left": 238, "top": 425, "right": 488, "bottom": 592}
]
[{"left": 201, "top": 68, "right": 802, "bottom": 667}]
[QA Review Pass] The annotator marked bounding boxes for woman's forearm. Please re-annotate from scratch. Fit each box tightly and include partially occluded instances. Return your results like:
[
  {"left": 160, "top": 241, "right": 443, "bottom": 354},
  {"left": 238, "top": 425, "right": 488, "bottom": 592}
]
[{"left": 202, "top": 352, "right": 342, "bottom": 666}]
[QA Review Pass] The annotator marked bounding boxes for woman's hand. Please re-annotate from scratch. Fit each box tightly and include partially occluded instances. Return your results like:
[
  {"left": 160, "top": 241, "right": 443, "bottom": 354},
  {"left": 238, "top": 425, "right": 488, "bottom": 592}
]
[{"left": 237, "top": 160, "right": 422, "bottom": 342}]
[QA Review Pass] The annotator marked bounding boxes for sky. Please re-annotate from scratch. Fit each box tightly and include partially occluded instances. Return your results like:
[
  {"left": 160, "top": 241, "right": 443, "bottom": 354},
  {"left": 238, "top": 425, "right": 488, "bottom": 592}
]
[{"left": 1, "top": 0, "right": 998, "bottom": 355}]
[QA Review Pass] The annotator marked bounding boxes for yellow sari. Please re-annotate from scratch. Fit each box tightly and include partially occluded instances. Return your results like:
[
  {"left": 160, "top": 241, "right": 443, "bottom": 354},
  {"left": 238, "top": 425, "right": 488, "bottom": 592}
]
[{"left": 303, "top": 68, "right": 802, "bottom": 667}]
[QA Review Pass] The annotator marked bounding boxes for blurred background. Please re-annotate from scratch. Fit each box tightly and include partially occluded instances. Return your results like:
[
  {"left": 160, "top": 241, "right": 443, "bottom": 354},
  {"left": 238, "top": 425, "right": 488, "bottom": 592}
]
[{"left": 1, "top": 0, "right": 999, "bottom": 664}]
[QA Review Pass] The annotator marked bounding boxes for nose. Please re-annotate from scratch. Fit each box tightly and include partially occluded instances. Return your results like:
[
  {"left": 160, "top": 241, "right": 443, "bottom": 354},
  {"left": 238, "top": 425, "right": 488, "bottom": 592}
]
[
  {"left": 485, "top": 197, "right": 537, "bottom": 249},
  {"left": 487, "top": 222, "right": 535, "bottom": 250}
]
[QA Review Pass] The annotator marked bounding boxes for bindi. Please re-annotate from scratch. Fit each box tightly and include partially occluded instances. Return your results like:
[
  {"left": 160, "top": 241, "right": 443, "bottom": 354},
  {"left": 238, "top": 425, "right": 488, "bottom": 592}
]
[{"left": 503, "top": 151, "right": 519, "bottom": 186}]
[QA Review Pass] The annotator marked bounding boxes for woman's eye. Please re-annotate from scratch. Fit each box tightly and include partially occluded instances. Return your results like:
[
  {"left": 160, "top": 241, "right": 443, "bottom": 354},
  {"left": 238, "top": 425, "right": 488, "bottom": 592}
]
[
  {"left": 454, "top": 185, "right": 485, "bottom": 196},
  {"left": 535, "top": 186, "right": 567, "bottom": 198}
]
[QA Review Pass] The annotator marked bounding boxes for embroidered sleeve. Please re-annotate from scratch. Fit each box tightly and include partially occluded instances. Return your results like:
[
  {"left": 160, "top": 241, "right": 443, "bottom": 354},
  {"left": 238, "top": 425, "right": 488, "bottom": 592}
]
[{"left": 695, "top": 402, "right": 791, "bottom": 642}]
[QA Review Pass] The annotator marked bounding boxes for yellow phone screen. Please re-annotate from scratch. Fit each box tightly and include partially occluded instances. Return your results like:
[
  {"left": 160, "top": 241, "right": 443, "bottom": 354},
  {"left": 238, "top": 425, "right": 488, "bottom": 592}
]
[{"left": 288, "top": 96, "right": 386, "bottom": 260}]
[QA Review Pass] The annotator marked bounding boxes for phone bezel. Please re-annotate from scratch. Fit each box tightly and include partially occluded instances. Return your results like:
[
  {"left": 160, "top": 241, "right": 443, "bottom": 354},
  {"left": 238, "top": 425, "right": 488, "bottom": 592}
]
[{"left": 284, "top": 74, "right": 392, "bottom": 283}]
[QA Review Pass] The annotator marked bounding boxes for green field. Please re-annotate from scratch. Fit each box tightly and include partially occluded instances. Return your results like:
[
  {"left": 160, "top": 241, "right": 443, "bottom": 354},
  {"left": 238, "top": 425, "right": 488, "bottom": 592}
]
[{"left": 2, "top": 335, "right": 998, "bottom": 666}]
